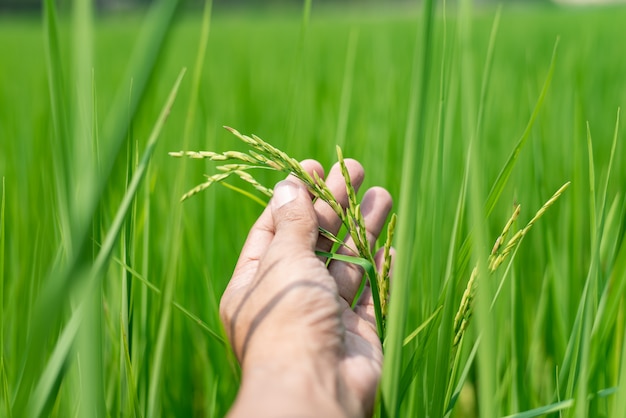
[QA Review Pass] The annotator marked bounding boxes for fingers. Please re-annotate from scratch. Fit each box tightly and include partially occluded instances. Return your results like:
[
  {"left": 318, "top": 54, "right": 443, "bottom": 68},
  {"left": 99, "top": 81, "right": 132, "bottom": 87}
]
[
  {"left": 224, "top": 157, "right": 391, "bottom": 327},
  {"left": 329, "top": 187, "right": 393, "bottom": 305}
]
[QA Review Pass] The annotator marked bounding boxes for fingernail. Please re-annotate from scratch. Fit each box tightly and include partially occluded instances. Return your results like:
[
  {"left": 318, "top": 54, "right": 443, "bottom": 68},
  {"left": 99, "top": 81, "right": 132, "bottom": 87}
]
[{"left": 272, "top": 180, "right": 299, "bottom": 209}]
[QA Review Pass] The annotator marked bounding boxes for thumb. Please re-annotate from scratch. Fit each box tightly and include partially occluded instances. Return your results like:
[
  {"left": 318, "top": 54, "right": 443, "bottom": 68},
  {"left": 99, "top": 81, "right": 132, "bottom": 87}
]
[{"left": 270, "top": 180, "right": 319, "bottom": 251}]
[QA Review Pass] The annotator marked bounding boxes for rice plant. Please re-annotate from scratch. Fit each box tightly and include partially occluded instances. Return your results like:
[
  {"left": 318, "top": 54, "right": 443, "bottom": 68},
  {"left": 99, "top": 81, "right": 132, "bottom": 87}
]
[{"left": 0, "top": 0, "right": 625, "bottom": 416}]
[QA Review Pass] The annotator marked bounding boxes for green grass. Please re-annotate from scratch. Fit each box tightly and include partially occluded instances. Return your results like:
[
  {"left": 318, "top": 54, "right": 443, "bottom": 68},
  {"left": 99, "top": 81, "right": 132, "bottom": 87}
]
[{"left": 0, "top": 1, "right": 625, "bottom": 416}]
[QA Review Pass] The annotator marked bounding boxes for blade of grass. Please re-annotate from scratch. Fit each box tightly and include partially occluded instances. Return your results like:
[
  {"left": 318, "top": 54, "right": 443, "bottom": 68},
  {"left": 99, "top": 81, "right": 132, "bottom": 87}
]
[
  {"left": 458, "top": 0, "right": 498, "bottom": 415},
  {"left": 590, "top": 204, "right": 626, "bottom": 362},
  {"left": 27, "top": 304, "right": 82, "bottom": 417},
  {"left": 42, "top": 0, "right": 72, "bottom": 261},
  {"left": 503, "top": 399, "right": 574, "bottom": 418},
  {"left": 11, "top": 0, "right": 71, "bottom": 410},
  {"left": 0, "top": 177, "right": 7, "bottom": 418},
  {"left": 121, "top": 319, "right": 142, "bottom": 418},
  {"left": 445, "top": 335, "right": 481, "bottom": 415},
  {"left": 442, "top": 154, "right": 471, "bottom": 413},
  {"left": 118, "top": 131, "right": 136, "bottom": 414},
  {"left": 403, "top": 306, "right": 443, "bottom": 346},
  {"left": 611, "top": 317, "right": 626, "bottom": 415},
  {"left": 71, "top": 0, "right": 105, "bottom": 415},
  {"left": 503, "top": 387, "right": 617, "bottom": 418},
  {"left": 589, "top": 109, "right": 622, "bottom": 348},
  {"left": 146, "top": 1, "right": 212, "bottom": 413},
  {"left": 382, "top": 0, "right": 435, "bottom": 414},
  {"left": 559, "top": 123, "right": 601, "bottom": 409},
  {"left": 397, "top": 305, "right": 443, "bottom": 403},
  {"left": 432, "top": 9, "right": 501, "bottom": 417}
]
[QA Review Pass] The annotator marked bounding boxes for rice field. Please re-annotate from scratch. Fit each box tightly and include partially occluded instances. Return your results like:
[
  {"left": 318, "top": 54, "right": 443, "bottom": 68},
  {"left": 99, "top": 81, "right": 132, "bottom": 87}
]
[{"left": 1, "top": 0, "right": 625, "bottom": 416}]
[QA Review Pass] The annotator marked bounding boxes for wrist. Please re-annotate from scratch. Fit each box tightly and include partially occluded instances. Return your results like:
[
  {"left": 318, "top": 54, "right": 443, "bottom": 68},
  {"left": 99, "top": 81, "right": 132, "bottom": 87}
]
[{"left": 229, "top": 358, "right": 359, "bottom": 418}]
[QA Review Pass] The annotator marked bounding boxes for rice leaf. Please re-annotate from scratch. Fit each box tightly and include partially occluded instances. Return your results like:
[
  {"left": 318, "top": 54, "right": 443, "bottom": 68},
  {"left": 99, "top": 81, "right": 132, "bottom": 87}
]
[
  {"left": 403, "top": 306, "right": 443, "bottom": 346},
  {"left": 315, "top": 250, "right": 384, "bottom": 339}
]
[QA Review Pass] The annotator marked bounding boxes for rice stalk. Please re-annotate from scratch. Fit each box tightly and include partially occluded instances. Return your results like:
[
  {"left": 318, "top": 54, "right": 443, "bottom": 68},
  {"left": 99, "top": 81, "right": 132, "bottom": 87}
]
[
  {"left": 452, "top": 182, "right": 570, "bottom": 347},
  {"left": 379, "top": 213, "right": 397, "bottom": 317}
]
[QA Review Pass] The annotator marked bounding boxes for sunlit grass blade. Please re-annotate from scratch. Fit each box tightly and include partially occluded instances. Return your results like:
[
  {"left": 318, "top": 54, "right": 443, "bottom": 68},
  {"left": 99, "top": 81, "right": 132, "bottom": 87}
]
[
  {"left": 503, "top": 399, "right": 574, "bottom": 418},
  {"left": 397, "top": 306, "right": 442, "bottom": 403}
]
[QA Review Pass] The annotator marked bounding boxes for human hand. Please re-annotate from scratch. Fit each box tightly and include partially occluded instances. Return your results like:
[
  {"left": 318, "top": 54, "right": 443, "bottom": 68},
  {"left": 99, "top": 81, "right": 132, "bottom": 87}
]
[{"left": 220, "top": 159, "right": 393, "bottom": 418}]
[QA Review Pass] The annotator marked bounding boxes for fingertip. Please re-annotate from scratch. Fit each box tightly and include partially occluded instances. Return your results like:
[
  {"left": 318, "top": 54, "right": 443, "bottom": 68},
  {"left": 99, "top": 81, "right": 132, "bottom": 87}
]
[
  {"left": 337, "top": 158, "right": 365, "bottom": 185},
  {"left": 270, "top": 180, "right": 319, "bottom": 249},
  {"left": 362, "top": 187, "right": 393, "bottom": 215},
  {"left": 271, "top": 180, "right": 301, "bottom": 209},
  {"left": 300, "top": 159, "right": 325, "bottom": 181},
  {"left": 371, "top": 186, "right": 393, "bottom": 207}
]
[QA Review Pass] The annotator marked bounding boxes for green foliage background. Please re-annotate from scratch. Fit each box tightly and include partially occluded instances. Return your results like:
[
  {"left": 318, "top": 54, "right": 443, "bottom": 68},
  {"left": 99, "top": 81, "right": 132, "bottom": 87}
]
[{"left": 0, "top": 0, "right": 625, "bottom": 416}]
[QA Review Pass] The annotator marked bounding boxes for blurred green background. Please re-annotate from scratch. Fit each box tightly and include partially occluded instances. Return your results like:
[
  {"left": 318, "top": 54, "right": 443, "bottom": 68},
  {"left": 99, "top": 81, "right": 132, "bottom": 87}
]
[{"left": 0, "top": 0, "right": 625, "bottom": 416}]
